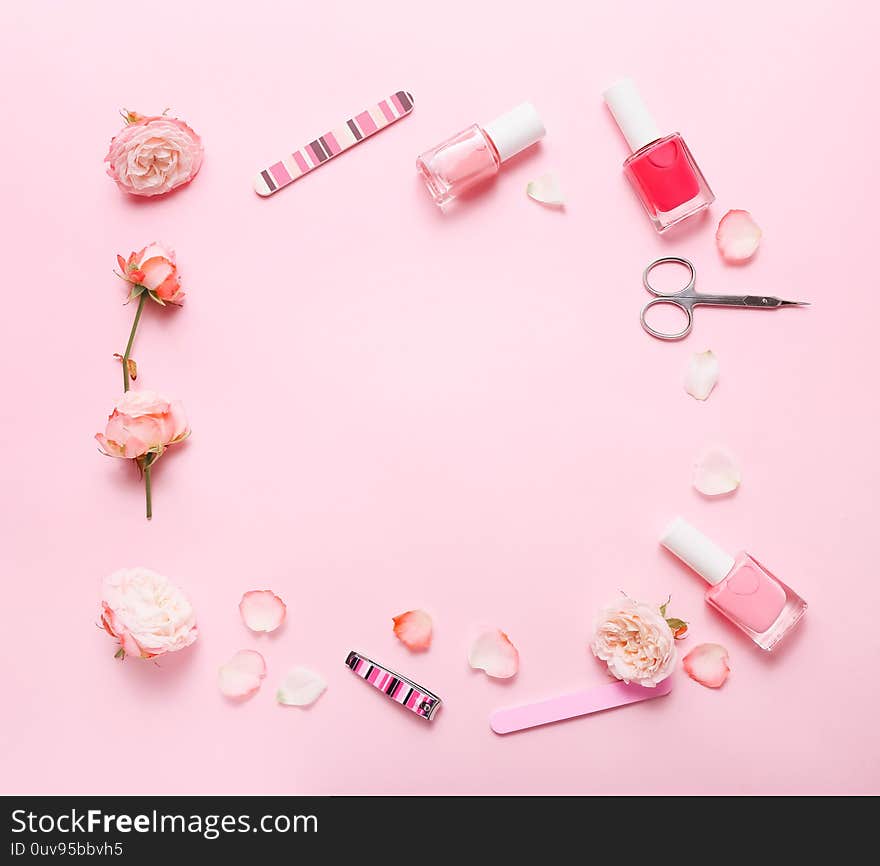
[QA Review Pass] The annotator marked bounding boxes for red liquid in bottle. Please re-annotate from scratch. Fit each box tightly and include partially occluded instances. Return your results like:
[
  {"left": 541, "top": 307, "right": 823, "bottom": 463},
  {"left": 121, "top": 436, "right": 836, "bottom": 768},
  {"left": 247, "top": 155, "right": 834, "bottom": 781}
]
[
  {"left": 626, "top": 135, "right": 700, "bottom": 212},
  {"left": 605, "top": 79, "right": 714, "bottom": 232}
]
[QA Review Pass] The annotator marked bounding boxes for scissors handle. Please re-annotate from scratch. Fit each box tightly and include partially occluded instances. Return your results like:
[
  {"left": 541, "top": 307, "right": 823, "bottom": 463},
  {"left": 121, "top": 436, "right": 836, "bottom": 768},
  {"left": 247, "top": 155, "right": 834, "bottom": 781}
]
[
  {"left": 642, "top": 256, "right": 696, "bottom": 297},
  {"left": 640, "top": 297, "right": 693, "bottom": 340}
]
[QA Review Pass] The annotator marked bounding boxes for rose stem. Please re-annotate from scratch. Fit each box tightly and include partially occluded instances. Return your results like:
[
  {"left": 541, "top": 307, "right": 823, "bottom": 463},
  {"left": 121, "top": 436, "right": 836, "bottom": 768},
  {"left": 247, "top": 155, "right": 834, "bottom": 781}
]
[
  {"left": 122, "top": 292, "right": 147, "bottom": 392},
  {"left": 144, "top": 454, "right": 154, "bottom": 521}
]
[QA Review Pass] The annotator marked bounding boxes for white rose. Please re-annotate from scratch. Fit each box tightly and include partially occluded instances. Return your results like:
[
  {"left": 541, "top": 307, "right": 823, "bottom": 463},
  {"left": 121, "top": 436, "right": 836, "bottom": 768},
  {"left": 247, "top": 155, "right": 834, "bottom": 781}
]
[
  {"left": 101, "top": 568, "right": 198, "bottom": 659},
  {"left": 590, "top": 598, "right": 676, "bottom": 687}
]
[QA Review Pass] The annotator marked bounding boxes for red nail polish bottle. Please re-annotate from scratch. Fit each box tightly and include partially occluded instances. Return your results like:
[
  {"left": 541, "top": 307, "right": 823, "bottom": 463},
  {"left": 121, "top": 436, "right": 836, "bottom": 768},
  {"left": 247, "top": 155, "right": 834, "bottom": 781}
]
[{"left": 604, "top": 78, "right": 714, "bottom": 232}]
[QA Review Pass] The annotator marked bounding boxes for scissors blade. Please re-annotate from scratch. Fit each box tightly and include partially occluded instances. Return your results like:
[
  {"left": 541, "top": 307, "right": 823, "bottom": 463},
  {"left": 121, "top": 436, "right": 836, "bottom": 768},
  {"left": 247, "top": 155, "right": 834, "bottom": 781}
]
[{"left": 740, "top": 295, "right": 810, "bottom": 308}]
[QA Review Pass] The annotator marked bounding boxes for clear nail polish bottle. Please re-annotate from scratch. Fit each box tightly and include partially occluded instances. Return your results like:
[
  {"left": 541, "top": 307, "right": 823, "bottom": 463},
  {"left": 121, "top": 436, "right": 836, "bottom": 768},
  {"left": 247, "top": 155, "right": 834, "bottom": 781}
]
[
  {"left": 416, "top": 103, "right": 545, "bottom": 206},
  {"left": 661, "top": 517, "right": 807, "bottom": 651},
  {"left": 604, "top": 78, "right": 714, "bottom": 232}
]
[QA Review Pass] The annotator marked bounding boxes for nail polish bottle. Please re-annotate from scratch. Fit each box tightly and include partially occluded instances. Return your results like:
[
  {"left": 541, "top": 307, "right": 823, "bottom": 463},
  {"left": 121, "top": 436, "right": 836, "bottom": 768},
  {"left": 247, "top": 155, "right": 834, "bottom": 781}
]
[
  {"left": 661, "top": 517, "right": 807, "bottom": 651},
  {"left": 604, "top": 79, "right": 714, "bottom": 232},
  {"left": 416, "top": 103, "right": 545, "bottom": 206}
]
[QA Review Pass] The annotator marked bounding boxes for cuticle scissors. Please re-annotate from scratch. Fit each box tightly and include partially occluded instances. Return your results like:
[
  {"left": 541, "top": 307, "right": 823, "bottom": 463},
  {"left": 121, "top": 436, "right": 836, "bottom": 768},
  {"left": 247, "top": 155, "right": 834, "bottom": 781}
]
[{"left": 640, "top": 256, "right": 809, "bottom": 341}]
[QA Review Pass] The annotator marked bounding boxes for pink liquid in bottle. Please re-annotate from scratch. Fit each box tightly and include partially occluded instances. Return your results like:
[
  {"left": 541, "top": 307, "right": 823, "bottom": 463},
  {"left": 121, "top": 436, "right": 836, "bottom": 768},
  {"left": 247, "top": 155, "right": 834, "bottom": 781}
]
[{"left": 416, "top": 125, "right": 500, "bottom": 206}]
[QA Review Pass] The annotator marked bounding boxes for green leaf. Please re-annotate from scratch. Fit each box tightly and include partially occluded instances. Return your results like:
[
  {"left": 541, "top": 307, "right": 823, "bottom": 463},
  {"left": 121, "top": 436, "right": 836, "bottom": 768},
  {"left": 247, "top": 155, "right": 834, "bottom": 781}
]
[
  {"left": 128, "top": 284, "right": 146, "bottom": 302},
  {"left": 666, "top": 617, "right": 688, "bottom": 632},
  {"left": 113, "top": 647, "right": 125, "bottom": 660},
  {"left": 147, "top": 289, "right": 166, "bottom": 306},
  {"left": 659, "top": 595, "right": 671, "bottom": 617}
]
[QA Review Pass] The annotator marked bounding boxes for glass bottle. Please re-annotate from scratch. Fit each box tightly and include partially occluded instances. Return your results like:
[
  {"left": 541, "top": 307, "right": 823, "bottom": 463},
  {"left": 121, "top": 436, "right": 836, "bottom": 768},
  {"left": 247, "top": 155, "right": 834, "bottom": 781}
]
[
  {"left": 416, "top": 103, "right": 545, "bottom": 206},
  {"left": 604, "top": 78, "right": 714, "bottom": 232},
  {"left": 661, "top": 517, "right": 807, "bottom": 651}
]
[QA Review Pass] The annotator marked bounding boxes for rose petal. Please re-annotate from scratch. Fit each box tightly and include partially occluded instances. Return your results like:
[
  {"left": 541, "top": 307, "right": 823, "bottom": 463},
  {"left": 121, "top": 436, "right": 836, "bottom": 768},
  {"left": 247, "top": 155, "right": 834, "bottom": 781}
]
[
  {"left": 239, "top": 590, "right": 287, "bottom": 633},
  {"left": 138, "top": 256, "right": 174, "bottom": 291},
  {"left": 693, "top": 447, "right": 741, "bottom": 496},
  {"left": 218, "top": 649, "right": 266, "bottom": 698},
  {"left": 468, "top": 628, "right": 519, "bottom": 678},
  {"left": 392, "top": 609, "right": 433, "bottom": 651},
  {"left": 526, "top": 172, "right": 565, "bottom": 207},
  {"left": 684, "top": 350, "right": 719, "bottom": 401},
  {"left": 276, "top": 667, "right": 327, "bottom": 706},
  {"left": 716, "top": 210, "right": 762, "bottom": 263},
  {"left": 683, "top": 643, "right": 730, "bottom": 688}
]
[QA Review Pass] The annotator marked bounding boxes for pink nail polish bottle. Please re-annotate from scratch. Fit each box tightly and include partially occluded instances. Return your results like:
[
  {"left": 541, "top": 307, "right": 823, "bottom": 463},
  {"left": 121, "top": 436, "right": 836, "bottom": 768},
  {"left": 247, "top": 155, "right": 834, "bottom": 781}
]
[
  {"left": 661, "top": 517, "right": 807, "bottom": 651},
  {"left": 416, "top": 103, "right": 545, "bottom": 206},
  {"left": 604, "top": 79, "right": 714, "bottom": 232}
]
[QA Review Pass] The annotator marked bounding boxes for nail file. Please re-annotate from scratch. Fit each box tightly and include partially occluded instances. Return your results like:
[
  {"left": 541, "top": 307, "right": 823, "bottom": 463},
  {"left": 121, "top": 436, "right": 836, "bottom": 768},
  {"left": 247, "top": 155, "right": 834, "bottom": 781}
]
[
  {"left": 254, "top": 90, "right": 415, "bottom": 196},
  {"left": 489, "top": 676, "right": 673, "bottom": 734}
]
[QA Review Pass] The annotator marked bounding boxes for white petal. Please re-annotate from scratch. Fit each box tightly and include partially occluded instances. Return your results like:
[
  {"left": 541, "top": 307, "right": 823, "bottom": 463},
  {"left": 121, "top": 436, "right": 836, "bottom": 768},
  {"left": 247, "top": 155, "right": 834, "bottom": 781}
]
[
  {"left": 693, "top": 447, "right": 741, "bottom": 496},
  {"left": 239, "top": 590, "right": 287, "bottom": 633},
  {"left": 526, "top": 172, "right": 565, "bottom": 207},
  {"left": 683, "top": 643, "right": 730, "bottom": 688},
  {"left": 684, "top": 350, "right": 719, "bottom": 401},
  {"left": 716, "top": 210, "right": 762, "bottom": 263},
  {"left": 276, "top": 666, "right": 327, "bottom": 707},
  {"left": 218, "top": 650, "right": 266, "bottom": 699},
  {"left": 468, "top": 629, "right": 519, "bottom": 678}
]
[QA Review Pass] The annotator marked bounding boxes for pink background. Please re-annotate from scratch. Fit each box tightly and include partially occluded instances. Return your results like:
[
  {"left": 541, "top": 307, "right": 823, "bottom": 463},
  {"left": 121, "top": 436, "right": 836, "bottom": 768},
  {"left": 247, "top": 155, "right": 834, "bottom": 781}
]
[{"left": 2, "top": 0, "right": 878, "bottom": 795}]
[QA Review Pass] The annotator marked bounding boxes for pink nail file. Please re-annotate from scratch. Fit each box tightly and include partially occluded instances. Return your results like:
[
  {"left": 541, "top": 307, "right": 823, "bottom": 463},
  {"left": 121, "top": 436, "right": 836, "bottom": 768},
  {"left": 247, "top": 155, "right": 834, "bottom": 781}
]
[
  {"left": 489, "top": 676, "right": 673, "bottom": 734},
  {"left": 254, "top": 90, "right": 415, "bottom": 196}
]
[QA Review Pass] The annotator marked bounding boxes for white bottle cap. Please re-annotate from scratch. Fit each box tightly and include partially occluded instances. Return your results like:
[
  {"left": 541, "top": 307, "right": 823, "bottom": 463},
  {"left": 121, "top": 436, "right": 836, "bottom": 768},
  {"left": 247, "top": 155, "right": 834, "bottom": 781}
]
[
  {"left": 483, "top": 102, "right": 545, "bottom": 163},
  {"left": 603, "top": 78, "right": 662, "bottom": 153},
  {"left": 660, "top": 517, "right": 735, "bottom": 586}
]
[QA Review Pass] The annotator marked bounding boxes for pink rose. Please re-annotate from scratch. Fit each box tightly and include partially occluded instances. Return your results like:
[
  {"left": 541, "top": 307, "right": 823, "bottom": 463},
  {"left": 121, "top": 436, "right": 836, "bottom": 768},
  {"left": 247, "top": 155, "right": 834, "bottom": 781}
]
[
  {"left": 590, "top": 598, "right": 676, "bottom": 687},
  {"left": 101, "top": 567, "right": 198, "bottom": 659},
  {"left": 96, "top": 390, "right": 190, "bottom": 460},
  {"left": 117, "top": 243, "right": 184, "bottom": 305},
  {"left": 105, "top": 112, "right": 203, "bottom": 197}
]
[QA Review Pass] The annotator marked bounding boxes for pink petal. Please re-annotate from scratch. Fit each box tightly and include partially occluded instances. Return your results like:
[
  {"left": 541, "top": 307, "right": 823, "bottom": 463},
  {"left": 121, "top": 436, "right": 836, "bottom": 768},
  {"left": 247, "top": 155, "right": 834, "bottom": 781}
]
[
  {"left": 218, "top": 649, "right": 266, "bottom": 698},
  {"left": 95, "top": 433, "right": 124, "bottom": 458},
  {"left": 392, "top": 609, "right": 433, "bottom": 651},
  {"left": 138, "top": 256, "right": 174, "bottom": 291},
  {"left": 276, "top": 667, "right": 327, "bottom": 706},
  {"left": 468, "top": 628, "right": 519, "bottom": 678},
  {"left": 239, "top": 590, "right": 287, "bottom": 633},
  {"left": 716, "top": 210, "right": 762, "bottom": 263},
  {"left": 683, "top": 643, "right": 730, "bottom": 688},
  {"left": 167, "top": 400, "right": 191, "bottom": 442},
  {"left": 154, "top": 272, "right": 183, "bottom": 302},
  {"left": 138, "top": 242, "right": 174, "bottom": 264}
]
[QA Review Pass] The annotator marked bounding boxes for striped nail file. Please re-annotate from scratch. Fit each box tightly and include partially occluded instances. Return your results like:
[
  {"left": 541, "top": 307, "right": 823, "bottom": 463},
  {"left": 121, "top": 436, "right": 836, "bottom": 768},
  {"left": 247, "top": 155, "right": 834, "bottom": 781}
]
[
  {"left": 345, "top": 650, "right": 442, "bottom": 721},
  {"left": 254, "top": 90, "right": 415, "bottom": 196}
]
